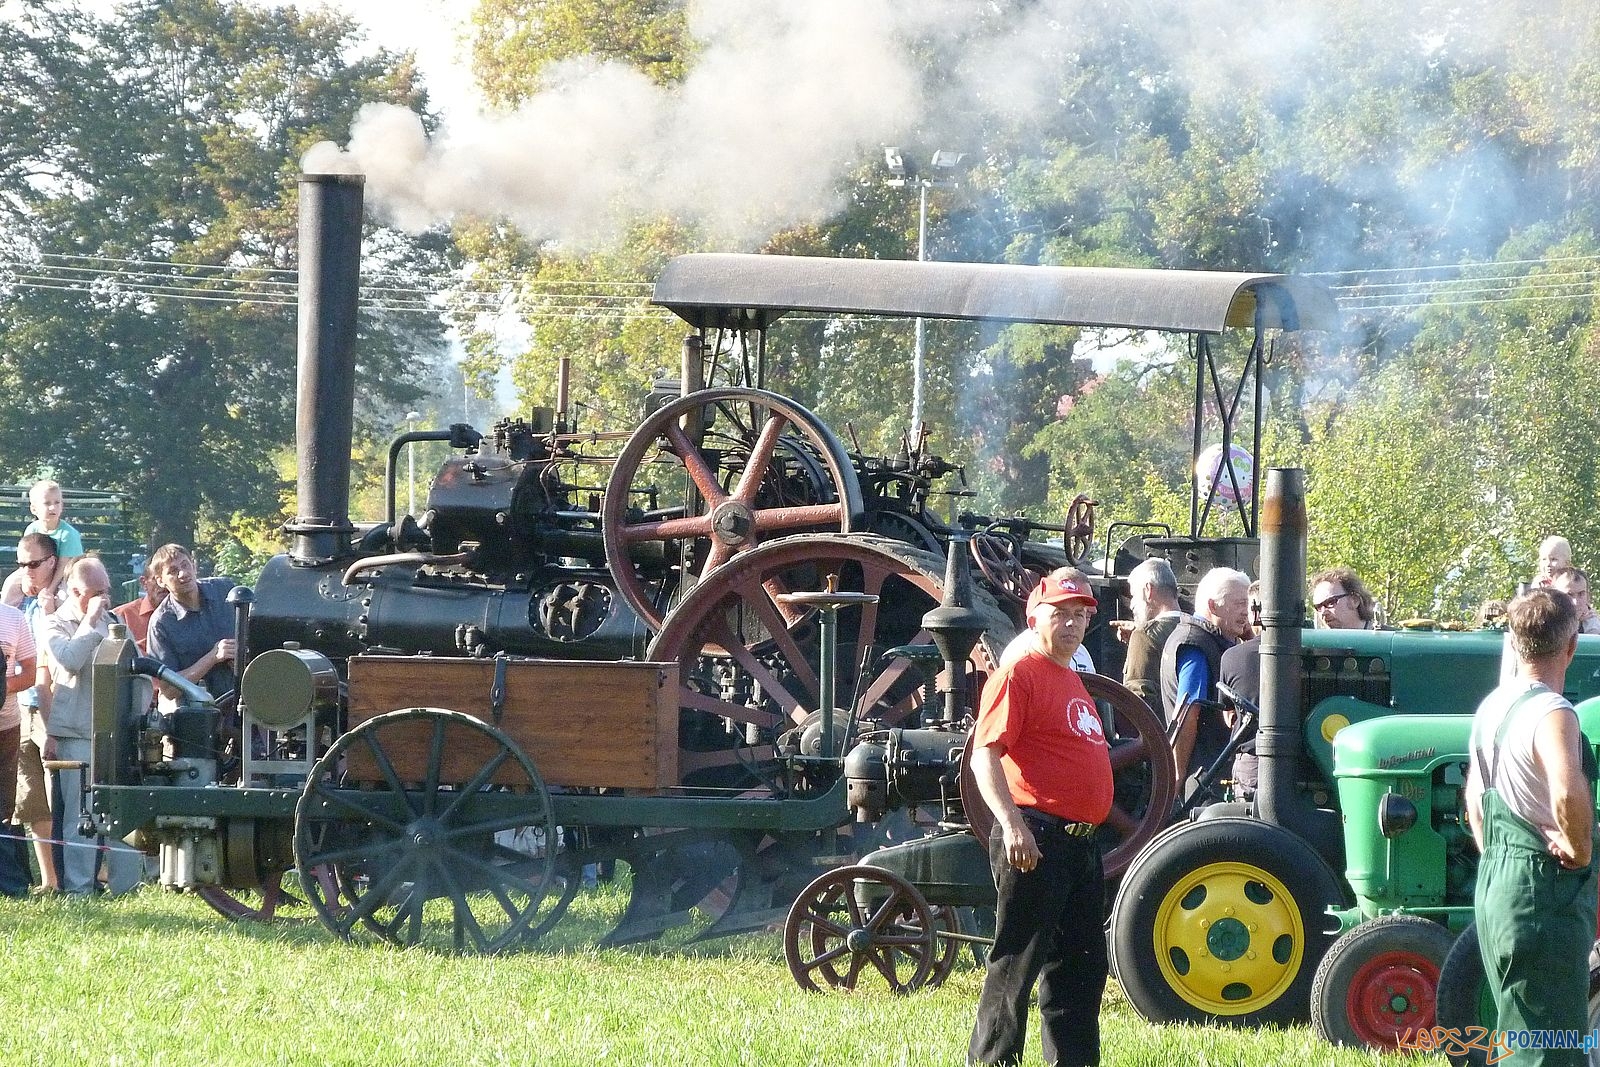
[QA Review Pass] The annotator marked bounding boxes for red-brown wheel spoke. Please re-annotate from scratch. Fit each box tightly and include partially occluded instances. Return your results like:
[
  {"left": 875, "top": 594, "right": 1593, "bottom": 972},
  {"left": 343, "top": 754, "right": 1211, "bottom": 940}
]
[
  {"left": 842, "top": 947, "right": 868, "bottom": 989},
  {"left": 677, "top": 746, "right": 772, "bottom": 776},
  {"left": 663, "top": 421, "right": 730, "bottom": 506},
  {"left": 704, "top": 616, "right": 809, "bottom": 722},
  {"left": 760, "top": 574, "right": 806, "bottom": 628},
  {"left": 678, "top": 688, "right": 779, "bottom": 730},
  {"left": 1108, "top": 736, "right": 1150, "bottom": 773},
  {"left": 803, "top": 941, "right": 854, "bottom": 973},
  {"left": 743, "top": 588, "right": 821, "bottom": 705},
  {"left": 801, "top": 904, "right": 850, "bottom": 940},
  {"left": 621, "top": 513, "right": 715, "bottom": 544},
  {"left": 865, "top": 887, "right": 913, "bottom": 932},
  {"left": 728, "top": 412, "right": 789, "bottom": 505},
  {"left": 856, "top": 637, "right": 923, "bottom": 713},
  {"left": 750, "top": 503, "right": 846, "bottom": 533},
  {"left": 1102, "top": 804, "right": 1136, "bottom": 837},
  {"left": 869, "top": 947, "right": 905, "bottom": 987},
  {"left": 699, "top": 537, "right": 744, "bottom": 577},
  {"left": 852, "top": 561, "right": 900, "bottom": 653},
  {"left": 843, "top": 881, "right": 869, "bottom": 929}
]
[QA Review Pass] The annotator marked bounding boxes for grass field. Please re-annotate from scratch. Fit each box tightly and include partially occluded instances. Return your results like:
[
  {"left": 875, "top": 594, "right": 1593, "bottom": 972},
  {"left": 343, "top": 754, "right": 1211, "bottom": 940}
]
[{"left": 0, "top": 882, "right": 1441, "bottom": 1067}]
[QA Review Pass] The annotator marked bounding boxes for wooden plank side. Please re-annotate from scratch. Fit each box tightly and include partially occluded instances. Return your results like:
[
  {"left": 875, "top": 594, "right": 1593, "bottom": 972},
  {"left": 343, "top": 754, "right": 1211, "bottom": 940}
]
[{"left": 345, "top": 658, "right": 679, "bottom": 790}]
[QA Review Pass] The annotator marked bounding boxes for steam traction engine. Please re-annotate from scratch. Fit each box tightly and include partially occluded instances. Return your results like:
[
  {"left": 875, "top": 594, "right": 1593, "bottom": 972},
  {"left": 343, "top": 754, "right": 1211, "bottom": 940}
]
[{"left": 85, "top": 171, "right": 1338, "bottom": 968}]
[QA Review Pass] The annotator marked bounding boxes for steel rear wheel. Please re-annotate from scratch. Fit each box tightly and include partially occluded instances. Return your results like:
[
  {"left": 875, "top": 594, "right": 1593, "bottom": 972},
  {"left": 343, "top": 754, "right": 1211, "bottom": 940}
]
[
  {"left": 650, "top": 532, "right": 1012, "bottom": 790},
  {"left": 784, "top": 865, "right": 938, "bottom": 993},
  {"left": 292, "top": 707, "right": 563, "bottom": 954},
  {"left": 1109, "top": 817, "right": 1344, "bottom": 1025},
  {"left": 1310, "top": 914, "right": 1455, "bottom": 1050}
]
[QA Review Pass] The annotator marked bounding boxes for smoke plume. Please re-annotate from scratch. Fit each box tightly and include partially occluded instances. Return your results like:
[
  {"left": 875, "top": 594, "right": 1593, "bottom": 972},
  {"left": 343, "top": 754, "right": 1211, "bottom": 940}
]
[{"left": 302, "top": 0, "right": 1596, "bottom": 261}]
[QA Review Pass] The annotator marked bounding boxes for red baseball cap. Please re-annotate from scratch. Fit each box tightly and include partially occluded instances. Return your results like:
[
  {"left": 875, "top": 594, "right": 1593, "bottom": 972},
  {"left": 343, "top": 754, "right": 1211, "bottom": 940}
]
[{"left": 1027, "top": 574, "right": 1098, "bottom": 613}]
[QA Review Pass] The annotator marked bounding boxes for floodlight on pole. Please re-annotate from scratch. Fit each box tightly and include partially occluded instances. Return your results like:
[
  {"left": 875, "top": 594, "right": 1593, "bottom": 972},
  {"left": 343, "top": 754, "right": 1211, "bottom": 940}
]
[{"left": 881, "top": 147, "right": 969, "bottom": 442}]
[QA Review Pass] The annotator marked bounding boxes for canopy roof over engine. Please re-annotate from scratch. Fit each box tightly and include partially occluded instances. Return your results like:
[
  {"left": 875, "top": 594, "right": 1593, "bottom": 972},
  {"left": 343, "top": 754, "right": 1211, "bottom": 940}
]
[{"left": 652, "top": 253, "right": 1340, "bottom": 335}]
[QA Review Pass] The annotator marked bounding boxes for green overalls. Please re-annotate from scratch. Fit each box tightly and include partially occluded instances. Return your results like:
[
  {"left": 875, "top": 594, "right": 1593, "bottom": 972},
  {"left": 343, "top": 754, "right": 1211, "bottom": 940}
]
[{"left": 1474, "top": 686, "right": 1599, "bottom": 1066}]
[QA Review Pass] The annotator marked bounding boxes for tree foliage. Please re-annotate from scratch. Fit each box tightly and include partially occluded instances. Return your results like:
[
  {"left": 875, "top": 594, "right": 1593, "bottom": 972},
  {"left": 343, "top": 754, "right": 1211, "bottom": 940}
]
[{"left": 0, "top": 0, "right": 450, "bottom": 557}]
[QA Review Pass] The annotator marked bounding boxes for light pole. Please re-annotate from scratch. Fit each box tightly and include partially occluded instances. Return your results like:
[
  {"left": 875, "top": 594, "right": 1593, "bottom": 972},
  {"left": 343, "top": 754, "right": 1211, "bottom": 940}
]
[
  {"left": 405, "top": 410, "right": 420, "bottom": 516},
  {"left": 883, "top": 147, "right": 967, "bottom": 442}
]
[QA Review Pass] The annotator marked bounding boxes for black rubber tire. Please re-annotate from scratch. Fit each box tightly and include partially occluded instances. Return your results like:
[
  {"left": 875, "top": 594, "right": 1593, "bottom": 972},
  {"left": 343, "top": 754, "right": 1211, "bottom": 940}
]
[
  {"left": 1309, "top": 914, "right": 1456, "bottom": 1049},
  {"left": 1434, "top": 922, "right": 1493, "bottom": 1067},
  {"left": 1436, "top": 925, "right": 1600, "bottom": 1067},
  {"left": 1108, "top": 816, "right": 1345, "bottom": 1026}
]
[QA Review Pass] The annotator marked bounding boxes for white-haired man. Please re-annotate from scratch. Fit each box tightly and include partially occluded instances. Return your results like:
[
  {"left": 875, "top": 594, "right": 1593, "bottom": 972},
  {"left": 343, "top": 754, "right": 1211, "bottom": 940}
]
[
  {"left": 1160, "top": 566, "right": 1252, "bottom": 797},
  {"left": 1118, "top": 557, "right": 1184, "bottom": 708}
]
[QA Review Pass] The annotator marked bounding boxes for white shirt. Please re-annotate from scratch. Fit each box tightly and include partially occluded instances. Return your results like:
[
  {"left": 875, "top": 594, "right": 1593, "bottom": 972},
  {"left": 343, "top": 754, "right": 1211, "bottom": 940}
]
[
  {"left": 1468, "top": 679, "right": 1573, "bottom": 847},
  {"left": 999, "top": 630, "right": 1095, "bottom": 673}
]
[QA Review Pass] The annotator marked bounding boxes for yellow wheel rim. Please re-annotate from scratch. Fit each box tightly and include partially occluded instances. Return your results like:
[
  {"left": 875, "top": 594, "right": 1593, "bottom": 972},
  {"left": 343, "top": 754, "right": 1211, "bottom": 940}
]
[{"left": 1151, "top": 860, "right": 1305, "bottom": 1015}]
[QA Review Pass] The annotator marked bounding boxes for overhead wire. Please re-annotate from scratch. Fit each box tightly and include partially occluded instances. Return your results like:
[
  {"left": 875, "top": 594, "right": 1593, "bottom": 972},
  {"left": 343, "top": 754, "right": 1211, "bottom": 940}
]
[{"left": 3, "top": 249, "right": 1599, "bottom": 318}]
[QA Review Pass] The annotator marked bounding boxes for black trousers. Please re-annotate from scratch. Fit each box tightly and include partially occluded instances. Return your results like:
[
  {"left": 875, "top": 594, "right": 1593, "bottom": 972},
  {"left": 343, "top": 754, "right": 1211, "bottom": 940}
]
[{"left": 969, "top": 813, "right": 1107, "bottom": 1067}]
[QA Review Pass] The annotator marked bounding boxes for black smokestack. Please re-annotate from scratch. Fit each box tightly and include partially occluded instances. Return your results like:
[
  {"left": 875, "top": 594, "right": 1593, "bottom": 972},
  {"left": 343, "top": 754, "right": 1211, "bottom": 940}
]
[
  {"left": 288, "top": 173, "right": 364, "bottom": 563},
  {"left": 1257, "top": 466, "right": 1341, "bottom": 862}
]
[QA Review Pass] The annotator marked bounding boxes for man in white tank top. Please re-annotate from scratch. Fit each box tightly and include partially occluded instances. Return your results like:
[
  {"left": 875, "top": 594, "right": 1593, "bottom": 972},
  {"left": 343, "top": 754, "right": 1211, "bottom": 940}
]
[{"left": 1464, "top": 587, "right": 1596, "bottom": 1065}]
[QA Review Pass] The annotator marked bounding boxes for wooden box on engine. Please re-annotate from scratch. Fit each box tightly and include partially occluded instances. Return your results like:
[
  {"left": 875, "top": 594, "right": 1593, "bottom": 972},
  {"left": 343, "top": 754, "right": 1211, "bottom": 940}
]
[{"left": 345, "top": 657, "right": 680, "bottom": 790}]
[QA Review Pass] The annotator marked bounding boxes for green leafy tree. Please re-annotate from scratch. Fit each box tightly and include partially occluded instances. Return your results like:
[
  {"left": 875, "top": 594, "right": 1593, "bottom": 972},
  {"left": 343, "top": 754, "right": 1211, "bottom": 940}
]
[{"left": 0, "top": 0, "right": 450, "bottom": 555}]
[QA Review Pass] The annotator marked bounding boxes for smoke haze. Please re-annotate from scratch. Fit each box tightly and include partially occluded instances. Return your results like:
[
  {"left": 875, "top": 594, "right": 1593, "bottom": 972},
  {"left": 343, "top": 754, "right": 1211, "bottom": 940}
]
[{"left": 303, "top": 0, "right": 1596, "bottom": 259}]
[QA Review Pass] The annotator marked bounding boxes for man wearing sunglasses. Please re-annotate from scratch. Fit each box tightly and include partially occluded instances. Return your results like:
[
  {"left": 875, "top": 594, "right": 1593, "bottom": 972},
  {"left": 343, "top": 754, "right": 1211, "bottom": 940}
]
[{"left": 1310, "top": 567, "right": 1376, "bottom": 630}]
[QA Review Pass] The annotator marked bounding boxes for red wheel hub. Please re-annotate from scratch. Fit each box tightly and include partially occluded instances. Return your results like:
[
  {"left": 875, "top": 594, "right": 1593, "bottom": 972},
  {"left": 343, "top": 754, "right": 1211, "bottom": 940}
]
[{"left": 1346, "top": 950, "right": 1441, "bottom": 1049}]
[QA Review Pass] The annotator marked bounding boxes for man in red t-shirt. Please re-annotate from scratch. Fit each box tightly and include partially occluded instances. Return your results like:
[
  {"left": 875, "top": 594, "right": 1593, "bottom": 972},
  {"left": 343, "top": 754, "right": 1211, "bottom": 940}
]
[{"left": 968, "top": 572, "right": 1112, "bottom": 1067}]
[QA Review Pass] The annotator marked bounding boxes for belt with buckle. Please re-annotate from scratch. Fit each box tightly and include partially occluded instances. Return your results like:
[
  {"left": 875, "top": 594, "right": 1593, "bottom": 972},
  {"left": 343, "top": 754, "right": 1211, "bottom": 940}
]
[{"left": 1022, "top": 808, "right": 1098, "bottom": 838}]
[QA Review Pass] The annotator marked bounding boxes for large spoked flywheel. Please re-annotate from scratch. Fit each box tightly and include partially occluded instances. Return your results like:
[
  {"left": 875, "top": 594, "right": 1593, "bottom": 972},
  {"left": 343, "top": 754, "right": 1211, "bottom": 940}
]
[
  {"left": 648, "top": 532, "right": 1013, "bottom": 791},
  {"left": 603, "top": 387, "right": 864, "bottom": 631},
  {"left": 292, "top": 707, "right": 566, "bottom": 954}
]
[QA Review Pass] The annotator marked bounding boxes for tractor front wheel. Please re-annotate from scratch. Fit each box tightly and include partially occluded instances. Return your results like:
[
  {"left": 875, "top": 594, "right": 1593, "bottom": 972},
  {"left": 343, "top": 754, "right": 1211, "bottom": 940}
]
[
  {"left": 1309, "top": 914, "right": 1455, "bottom": 1050},
  {"left": 1108, "top": 817, "right": 1345, "bottom": 1026}
]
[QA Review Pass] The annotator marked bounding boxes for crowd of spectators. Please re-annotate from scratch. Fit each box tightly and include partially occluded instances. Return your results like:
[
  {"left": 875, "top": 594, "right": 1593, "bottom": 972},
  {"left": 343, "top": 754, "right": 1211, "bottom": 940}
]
[{"left": 0, "top": 480, "right": 236, "bottom": 898}]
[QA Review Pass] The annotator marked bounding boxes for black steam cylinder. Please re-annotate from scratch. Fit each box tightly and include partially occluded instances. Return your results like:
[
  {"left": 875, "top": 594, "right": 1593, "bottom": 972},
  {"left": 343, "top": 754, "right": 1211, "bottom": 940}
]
[
  {"left": 286, "top": 173, "right": 363, "bottom": 565},
  {"left": 1256, "top": 467, "right": 1342, "bottom": 864}
]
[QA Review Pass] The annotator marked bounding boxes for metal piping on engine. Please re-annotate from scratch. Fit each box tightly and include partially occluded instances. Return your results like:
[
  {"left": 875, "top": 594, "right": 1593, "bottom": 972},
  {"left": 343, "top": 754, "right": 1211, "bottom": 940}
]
[
  {"left": 341, "top": 551, "right": 472, "bottom": 587},
  {"left": 287, "top": 173, "right": 364, "bottom": 564},
  {"left": 1256, "top": 467, "right": 1341, "bottom": 861}
]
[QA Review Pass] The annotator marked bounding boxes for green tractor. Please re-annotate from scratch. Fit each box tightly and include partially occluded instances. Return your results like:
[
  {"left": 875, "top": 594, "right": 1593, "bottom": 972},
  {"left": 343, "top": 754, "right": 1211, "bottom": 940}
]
[{"left": 1108, "top": 468, "right": 1600, "bottom": 1050}]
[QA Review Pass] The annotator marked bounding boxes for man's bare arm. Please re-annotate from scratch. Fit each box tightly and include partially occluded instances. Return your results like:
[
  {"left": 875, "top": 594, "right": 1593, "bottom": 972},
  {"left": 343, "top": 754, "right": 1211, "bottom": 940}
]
[
  {"left": 1533, "top": 708, "right": 1594, "bottom": 869},
  {"left": 969, "top": 743, "right": 1040, "bottom": 873}
]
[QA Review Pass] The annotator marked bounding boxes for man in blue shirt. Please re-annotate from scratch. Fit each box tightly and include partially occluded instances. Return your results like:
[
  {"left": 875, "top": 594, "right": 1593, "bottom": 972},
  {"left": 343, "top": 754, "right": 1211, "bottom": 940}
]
[
  {"left": 146, "top": 544, "right": 238, "bottom": 700},
  {"left": 1159, "top": 567, "right": 1251, "bottom": 798}
]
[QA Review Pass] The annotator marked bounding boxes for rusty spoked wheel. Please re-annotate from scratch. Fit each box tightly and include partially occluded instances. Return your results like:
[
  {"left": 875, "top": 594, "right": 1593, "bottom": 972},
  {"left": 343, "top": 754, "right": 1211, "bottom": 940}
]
[
  {"left": 293, "top": 708, "right": 563, "bottom": 954},
  {"left": 959, "top": 673, "right": 1175, "bottom": 881},
  {"left": 602, "top": 387, "right": 864, "bottom": 631},
  {"left": 195, "top": 868, "right": 338, "bottom": 923},
  {"left": 1064, "top": 494, "right": 1097, "bottom": 564},
  {"left": 785, "top": 865, "right": 938, "bottom": 993},
  {"left": 969, "top": 524, "right": 1038, "bottom": 608},
  {"left": 649, "top": 533, "right": 1013, "bottom": 790}
]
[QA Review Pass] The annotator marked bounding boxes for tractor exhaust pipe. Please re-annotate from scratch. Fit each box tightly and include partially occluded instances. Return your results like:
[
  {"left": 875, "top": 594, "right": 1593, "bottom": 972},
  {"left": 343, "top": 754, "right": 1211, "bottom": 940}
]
[
  {"left": 287, "top": 173, "right": 364, "bottom": 564},
  {"left": 1257, "top": 467, "right": 1341, "bottom": 862}
]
